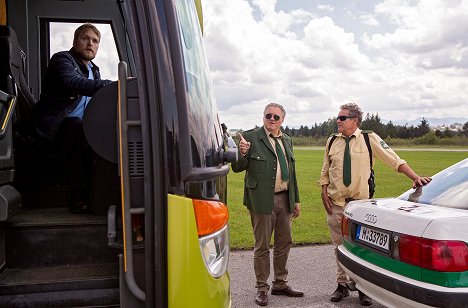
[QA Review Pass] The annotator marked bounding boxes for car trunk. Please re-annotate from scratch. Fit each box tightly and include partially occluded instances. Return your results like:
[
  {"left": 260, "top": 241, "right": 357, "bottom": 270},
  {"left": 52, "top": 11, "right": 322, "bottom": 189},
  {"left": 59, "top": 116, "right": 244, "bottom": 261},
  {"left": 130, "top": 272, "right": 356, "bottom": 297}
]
[{"left": 345, "top": 198, "right": 468, "bottom": 238}]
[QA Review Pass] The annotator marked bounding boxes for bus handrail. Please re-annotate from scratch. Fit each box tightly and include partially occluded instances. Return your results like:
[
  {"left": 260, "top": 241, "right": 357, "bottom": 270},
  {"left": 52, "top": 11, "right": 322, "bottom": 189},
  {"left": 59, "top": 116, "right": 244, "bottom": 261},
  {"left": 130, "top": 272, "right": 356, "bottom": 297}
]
[
  {"left": 118, "top": 61, "right": 146, "bottom": 302},
  {"left": 0, "top": 89, "right": 16, "bottom": 140}
]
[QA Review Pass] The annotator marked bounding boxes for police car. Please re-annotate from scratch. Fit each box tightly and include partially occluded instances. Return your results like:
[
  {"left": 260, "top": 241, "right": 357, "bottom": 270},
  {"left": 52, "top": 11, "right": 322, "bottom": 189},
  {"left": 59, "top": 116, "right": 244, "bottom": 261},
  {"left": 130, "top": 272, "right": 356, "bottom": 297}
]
[{"left": 338, "top": 158, "right": 468, "bottom": 308}]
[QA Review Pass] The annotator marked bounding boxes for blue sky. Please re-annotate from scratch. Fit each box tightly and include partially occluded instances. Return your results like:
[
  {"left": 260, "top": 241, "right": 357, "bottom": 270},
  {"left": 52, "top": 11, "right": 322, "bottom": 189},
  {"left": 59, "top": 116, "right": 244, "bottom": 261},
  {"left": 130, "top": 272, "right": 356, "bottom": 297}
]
[{"left": 201, "top": 0, "right": 468, "bottom": 129}]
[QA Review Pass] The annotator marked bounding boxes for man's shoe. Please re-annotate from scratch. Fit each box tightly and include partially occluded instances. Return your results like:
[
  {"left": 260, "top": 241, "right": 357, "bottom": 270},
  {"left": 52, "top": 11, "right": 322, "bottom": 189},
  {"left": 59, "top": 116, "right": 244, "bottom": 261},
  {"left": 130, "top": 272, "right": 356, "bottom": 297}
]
[
  {"left": 255, "top": 291, "right": 268, "bottom": 306},
  {"left": 69, "top": 200, "right": 90, "bottom": 214},
  {"left": 358, "top": 291, "right": 373, "bottom": 306},
  {"left": 271, "top": 286, "right": 304, "bottom": 297},
  {"left": 330, "top": 284, "right": 349, "bottom": 302}
]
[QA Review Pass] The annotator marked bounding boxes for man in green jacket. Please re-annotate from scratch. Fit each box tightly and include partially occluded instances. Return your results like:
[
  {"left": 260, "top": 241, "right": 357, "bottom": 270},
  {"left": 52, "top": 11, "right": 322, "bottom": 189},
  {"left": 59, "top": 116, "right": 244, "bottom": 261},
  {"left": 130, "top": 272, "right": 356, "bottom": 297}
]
[{"left": 232, "top": 103, "right": 302, "bottom": 306}]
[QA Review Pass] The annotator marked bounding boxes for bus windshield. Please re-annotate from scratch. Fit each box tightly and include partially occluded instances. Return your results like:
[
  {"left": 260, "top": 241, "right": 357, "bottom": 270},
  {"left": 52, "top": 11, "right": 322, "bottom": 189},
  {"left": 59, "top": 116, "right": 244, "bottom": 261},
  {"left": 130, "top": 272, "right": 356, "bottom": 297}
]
[{"left": 175, "top": 0, "right": 223, "bottom": 168}]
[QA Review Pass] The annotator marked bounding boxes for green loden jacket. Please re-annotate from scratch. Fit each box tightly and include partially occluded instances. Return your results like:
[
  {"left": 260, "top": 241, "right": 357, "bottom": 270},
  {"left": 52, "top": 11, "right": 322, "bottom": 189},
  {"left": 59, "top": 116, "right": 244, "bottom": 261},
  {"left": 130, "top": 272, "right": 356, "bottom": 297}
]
[{"left": 231, "top": 126, "right": 300, "bottom": 214}]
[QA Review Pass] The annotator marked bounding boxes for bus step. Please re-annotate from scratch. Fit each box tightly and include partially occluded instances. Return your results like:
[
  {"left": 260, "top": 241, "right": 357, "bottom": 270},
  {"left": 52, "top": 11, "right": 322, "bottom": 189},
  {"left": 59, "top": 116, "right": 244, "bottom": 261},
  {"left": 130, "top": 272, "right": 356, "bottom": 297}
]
[
  {"left": 0, "top": 263, "right": 119, "bottom": 307},
  {"left": 6, "top": 207, "right": 118, "bottom": 268}
]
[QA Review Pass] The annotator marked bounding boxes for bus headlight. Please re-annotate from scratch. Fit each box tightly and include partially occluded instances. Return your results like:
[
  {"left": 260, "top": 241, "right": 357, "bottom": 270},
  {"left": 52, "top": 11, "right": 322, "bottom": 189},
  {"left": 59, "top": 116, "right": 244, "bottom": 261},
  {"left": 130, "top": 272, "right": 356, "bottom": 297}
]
[{"left": 199, "top": 225, "right": 230, "bottom": 278}]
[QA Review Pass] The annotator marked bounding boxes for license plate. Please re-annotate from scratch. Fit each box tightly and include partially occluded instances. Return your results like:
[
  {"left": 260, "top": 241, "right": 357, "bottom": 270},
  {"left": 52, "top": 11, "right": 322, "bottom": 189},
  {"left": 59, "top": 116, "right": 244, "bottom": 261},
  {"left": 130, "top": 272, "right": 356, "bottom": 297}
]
[{"left": 356, "top": 225, "right": 390, "bottom": 252}]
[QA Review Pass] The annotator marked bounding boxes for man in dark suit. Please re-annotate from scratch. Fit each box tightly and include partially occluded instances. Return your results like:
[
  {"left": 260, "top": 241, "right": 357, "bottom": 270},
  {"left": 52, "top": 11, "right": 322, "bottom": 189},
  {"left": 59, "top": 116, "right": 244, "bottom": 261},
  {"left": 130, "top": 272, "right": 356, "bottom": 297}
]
[
  {"left": 35, "top": 23, "right": 112, "bottom": 213},
  {"left": 232, "top": 103, "right": 303, "bottom": 306}
]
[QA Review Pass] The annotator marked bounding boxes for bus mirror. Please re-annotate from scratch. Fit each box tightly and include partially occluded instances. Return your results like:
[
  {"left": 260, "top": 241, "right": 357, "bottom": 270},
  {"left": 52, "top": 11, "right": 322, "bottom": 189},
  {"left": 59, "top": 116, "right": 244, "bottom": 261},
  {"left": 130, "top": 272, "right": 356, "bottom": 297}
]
[{"left": 221, "top": 123, "right": 238, "bottom": 163}]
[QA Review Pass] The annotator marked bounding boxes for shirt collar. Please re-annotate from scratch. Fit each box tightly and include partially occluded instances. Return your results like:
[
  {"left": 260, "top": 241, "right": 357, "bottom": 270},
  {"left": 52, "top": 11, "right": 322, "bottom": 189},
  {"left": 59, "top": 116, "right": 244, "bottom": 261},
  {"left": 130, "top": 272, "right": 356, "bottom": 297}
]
[
  {"left": 337, "top": 128, "right": 361, "bottom": 139},
  {"left": 264, "top": 126, "right": 282, "bottom": 138}
]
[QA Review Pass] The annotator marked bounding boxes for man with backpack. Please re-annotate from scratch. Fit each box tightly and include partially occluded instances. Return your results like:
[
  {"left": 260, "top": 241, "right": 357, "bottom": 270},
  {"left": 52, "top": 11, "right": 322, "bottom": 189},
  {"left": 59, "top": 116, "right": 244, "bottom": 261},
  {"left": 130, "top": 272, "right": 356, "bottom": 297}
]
[{"left": 319, "top": 103, "right": 431, "bottom": 306}]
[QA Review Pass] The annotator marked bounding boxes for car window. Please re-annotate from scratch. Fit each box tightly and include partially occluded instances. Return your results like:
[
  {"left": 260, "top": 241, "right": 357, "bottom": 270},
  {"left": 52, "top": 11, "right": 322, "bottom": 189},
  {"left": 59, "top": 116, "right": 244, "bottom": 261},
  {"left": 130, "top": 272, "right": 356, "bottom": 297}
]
[{"left": 398, "top": 159, "right": 468, "bottom": 209}]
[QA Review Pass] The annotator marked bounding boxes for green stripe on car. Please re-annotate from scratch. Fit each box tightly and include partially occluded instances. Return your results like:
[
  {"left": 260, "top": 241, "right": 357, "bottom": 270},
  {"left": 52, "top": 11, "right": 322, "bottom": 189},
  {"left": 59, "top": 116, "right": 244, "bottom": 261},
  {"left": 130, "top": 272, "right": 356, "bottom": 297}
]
[{"left": 343, "top": 240, "right": 468, "bottom": 288}]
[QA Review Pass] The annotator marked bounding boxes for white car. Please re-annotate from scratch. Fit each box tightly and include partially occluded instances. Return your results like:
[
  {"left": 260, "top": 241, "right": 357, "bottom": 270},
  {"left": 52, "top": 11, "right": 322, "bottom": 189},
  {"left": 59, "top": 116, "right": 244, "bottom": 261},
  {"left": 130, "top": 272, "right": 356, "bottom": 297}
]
[{"left": 338, "top": 158, "right": 468, "bottom": 308}]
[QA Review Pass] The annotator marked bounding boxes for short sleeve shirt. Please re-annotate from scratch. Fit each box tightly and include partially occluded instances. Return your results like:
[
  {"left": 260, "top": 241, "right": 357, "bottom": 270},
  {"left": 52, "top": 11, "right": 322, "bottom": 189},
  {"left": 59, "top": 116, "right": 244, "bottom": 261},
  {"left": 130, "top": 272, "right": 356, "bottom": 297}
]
[{"left": 319, "top": 128, "right": 406, "bottom": 207}]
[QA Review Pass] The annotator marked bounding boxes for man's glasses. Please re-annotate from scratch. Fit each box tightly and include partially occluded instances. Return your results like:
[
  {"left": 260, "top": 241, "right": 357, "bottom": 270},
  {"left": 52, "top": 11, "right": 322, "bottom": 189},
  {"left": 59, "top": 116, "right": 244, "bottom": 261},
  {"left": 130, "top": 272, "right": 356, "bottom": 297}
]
[
  {"left": 265, "top": 113, "right": 281, "bottom": 121},
  {"left": 337, "top": 115, "right": 356, "bottom": 121}
]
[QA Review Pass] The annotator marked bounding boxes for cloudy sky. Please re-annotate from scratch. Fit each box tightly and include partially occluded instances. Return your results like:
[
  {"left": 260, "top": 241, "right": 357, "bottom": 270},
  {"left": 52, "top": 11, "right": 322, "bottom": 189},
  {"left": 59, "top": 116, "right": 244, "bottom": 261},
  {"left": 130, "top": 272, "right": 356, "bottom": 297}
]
[{"left": 201, "top": 0, "right": 468, "bottom": 130}]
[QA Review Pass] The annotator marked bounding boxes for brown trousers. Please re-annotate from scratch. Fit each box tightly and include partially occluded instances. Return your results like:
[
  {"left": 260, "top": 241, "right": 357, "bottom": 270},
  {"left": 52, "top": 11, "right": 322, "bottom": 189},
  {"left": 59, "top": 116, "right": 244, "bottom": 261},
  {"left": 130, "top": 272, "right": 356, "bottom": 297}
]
[
  {"left": 250, "top": 191, "right": 292, "bottom": 292},
  {"left": 327, "top": 204, "right": 352, "bottom": 285}
]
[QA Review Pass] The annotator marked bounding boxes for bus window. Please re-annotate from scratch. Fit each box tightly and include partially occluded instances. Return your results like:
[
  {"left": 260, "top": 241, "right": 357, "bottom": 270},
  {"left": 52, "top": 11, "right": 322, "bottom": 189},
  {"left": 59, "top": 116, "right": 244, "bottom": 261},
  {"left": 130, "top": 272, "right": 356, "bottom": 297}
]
[
  {"left": 175, "top": 0, "right": 223, "bottom": 169},
  {"left": 49, "top": 22, "right": 119, "bottom": 80}
]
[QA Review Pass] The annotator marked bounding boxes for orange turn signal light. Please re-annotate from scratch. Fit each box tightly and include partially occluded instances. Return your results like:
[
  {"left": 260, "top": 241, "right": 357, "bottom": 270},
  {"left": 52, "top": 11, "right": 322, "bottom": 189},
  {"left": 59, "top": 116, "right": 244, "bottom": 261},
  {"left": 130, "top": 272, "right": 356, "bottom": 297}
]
[{"left": 192, "top": 199, "right": 229, "bottom": 236}]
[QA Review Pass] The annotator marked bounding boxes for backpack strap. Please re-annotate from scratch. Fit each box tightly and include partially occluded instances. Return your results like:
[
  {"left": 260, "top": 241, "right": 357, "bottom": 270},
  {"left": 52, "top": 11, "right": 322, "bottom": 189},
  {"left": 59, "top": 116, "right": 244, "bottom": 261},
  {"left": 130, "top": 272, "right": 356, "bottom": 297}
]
[
  {"left": 363, "top": 132, "right": 376, "bottom": 198},
  {"left": 328, "top": 132, "right": 373, "bottom": 167},
  {"left": 327, "top": 135, "right": 338, "bottom": 164},
  {"left": 362, "top": 132, "right": 373, "bottom": 168},
  {"left": 327, "top": 135, "right": 338, "bottom": 153}
]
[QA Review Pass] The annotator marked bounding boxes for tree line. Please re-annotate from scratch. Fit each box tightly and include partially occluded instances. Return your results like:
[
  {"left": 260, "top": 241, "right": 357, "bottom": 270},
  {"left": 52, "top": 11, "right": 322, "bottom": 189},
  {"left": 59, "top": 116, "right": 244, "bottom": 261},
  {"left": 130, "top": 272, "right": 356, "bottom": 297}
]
[{"left": 283, "top": 113, "right": 468, "bottom": 139}]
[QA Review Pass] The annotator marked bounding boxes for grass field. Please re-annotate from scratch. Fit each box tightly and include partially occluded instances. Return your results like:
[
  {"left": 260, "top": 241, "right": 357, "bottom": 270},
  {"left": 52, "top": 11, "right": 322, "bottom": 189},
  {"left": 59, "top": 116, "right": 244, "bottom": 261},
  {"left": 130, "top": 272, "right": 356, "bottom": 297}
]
[{"left": 227, "top": 149, "right": 468, "bottom": 249}]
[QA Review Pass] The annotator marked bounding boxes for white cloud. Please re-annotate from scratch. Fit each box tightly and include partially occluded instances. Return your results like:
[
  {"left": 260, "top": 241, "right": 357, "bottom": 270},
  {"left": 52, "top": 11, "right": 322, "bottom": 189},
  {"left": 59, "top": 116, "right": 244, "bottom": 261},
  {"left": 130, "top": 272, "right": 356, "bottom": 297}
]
[
  {"left": 368, "top": 0, "right": 468, "bottom": 54},
  {"left": 202, "top": 0, "right": 468, "bottom": 130},
  {"left": 360, "top": 14, "right": 380, "bottom": 26},
  {"left": 317, "top": 4, "right": 334, "bottom": 13}
]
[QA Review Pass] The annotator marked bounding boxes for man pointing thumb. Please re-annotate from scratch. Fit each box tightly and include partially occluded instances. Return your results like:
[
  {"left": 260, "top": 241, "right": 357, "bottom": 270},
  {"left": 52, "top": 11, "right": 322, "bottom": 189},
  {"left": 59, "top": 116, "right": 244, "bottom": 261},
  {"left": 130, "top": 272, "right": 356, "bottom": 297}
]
[
  {"left": 231, "top": 103, "right": 303, "bottom": 306},
  {"left": 237, "top": 132, "right": 251, "bottom": 156}
]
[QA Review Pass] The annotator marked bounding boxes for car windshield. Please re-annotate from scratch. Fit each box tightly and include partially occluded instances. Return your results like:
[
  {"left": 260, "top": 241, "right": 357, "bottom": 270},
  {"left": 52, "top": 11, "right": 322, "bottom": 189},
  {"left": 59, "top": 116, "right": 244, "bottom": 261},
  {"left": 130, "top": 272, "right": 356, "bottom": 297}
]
[{"left": 398, "top": 158, "right": 468, "bottom": 209}]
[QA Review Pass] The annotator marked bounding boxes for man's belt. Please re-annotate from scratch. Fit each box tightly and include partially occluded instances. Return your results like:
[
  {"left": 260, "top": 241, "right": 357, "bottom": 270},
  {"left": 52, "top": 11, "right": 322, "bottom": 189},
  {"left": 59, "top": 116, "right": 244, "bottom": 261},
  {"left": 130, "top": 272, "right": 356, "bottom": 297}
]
[{"left": 275, "top": 190, "right": 288, "bottom": 195}]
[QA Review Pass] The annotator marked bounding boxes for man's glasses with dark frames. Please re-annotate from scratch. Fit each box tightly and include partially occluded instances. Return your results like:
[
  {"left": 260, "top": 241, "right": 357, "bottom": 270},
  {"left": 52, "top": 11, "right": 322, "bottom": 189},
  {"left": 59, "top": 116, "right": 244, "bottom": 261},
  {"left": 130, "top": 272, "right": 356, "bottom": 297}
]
[
  {"left": 337, "top": 115, "right": 356, "bottom": 121},
  {"left": 265, "top": 113, "right": 281, "bottom": 121}
]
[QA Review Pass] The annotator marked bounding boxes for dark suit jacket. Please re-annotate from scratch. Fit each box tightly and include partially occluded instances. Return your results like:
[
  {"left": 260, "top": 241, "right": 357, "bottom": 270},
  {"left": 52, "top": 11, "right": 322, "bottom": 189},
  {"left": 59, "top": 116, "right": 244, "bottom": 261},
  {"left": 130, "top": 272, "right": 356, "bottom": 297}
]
[
  {"left": 231, "top": 126, "right": 300, "bottom": 214},
  {"left": 34, "top": 48, "right": 112, "bottom": 139}
]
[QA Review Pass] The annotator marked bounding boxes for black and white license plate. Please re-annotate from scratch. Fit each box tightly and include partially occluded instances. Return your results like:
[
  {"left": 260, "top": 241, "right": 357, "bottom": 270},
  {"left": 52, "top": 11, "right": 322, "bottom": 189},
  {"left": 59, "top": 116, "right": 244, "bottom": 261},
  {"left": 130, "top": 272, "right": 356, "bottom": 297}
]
[{"left": 356, "top": 225, "right": 390, "bottom": 252}]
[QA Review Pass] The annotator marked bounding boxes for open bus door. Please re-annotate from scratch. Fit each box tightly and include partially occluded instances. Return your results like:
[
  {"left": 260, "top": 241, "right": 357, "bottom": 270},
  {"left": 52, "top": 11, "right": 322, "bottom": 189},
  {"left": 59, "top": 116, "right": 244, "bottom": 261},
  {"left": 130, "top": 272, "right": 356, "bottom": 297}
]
[{"left": 0, "top": 0, "right": 236, "bottom": 307}]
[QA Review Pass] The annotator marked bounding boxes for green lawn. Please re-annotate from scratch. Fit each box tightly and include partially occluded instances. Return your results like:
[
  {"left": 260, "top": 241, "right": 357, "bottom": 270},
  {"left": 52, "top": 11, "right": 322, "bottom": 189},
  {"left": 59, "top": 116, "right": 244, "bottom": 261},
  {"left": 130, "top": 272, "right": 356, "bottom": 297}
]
[{"left": 227, "top": 149, "right": 467, "bottom": 249}]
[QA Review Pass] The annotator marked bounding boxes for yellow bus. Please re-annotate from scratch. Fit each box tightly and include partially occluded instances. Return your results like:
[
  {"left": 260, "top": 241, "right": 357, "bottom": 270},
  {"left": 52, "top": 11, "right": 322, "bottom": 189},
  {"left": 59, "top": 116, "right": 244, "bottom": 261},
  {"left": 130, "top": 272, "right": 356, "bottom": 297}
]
[{"left": 0, "top": 0, "right": 235, "bottom": 306}]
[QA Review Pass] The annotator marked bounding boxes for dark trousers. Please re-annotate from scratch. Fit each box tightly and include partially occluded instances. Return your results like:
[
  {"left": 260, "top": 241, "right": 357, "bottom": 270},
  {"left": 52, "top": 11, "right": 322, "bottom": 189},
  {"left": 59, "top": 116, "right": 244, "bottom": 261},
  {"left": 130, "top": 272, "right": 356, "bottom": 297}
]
[{"left": 54, "top": 117, "right": 92, "bottom": 207}]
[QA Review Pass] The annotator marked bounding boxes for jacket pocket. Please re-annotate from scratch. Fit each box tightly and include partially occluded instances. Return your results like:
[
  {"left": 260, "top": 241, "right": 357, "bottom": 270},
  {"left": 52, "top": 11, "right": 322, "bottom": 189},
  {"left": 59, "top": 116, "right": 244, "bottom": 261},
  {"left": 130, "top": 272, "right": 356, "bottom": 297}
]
[
  {"left": 249, "top": 153, "right": 267, "bottom": 173},
  {"left": 246, "top": 179, "right": 258, "bottom": 189}
]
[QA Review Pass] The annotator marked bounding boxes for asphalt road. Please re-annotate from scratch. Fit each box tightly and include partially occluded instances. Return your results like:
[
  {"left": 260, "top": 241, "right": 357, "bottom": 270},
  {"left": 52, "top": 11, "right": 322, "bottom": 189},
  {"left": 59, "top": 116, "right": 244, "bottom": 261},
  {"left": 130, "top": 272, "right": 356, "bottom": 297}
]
[{"left": 229, "top": 244, "right": 387, "bottom": 308}]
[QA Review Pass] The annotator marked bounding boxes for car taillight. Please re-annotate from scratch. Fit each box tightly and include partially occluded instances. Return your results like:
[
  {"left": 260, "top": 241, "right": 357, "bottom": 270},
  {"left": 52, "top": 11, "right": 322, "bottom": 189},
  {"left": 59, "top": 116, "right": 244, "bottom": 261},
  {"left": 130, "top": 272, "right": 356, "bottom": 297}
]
[
  {"left": 397, "top": 234, "right": 468, "bottom": 272},
  {"left": 421, "top": 239, "right": 468, "bottom": 272},
  {"left": 341, "top": 215, "right": 350, "bottom": 240},
  {"left": 398, "top": 234, "right": 421, "bottom": 266}
]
